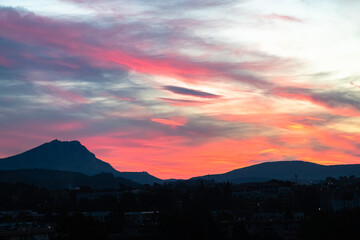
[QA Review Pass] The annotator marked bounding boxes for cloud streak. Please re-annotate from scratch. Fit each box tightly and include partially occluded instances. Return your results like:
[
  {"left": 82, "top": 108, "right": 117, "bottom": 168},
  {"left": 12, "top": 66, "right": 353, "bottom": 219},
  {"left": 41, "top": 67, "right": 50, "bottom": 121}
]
[
  {"left": 263, "top": 14, "right": 302, "bottom": 23},
  {"left": 163, "top": 85, "right": 222, "bottom": 99}
]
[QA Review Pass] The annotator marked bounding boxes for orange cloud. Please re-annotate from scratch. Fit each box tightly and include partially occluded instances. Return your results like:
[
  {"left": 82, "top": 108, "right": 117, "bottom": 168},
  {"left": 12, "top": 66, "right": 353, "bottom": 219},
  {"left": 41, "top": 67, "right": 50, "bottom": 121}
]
[{"left": 151, "top": 117, "right": 187, "bottom": 127}]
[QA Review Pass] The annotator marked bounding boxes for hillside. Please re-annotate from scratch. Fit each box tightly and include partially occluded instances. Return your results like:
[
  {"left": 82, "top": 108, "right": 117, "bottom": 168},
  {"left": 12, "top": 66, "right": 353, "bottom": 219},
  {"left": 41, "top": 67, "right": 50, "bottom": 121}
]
[
  {"left": 0, "top": 169, "right": 139, "bottom": 190},
  {"left": 192, "top": 161, "right": 360, "bottom": 183}
]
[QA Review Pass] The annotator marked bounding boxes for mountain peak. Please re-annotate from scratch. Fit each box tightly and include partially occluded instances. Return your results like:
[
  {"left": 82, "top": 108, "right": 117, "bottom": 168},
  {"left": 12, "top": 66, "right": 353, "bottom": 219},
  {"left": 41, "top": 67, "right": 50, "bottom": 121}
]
[
  {"left": 38, "top": 139, "right": 94, "bottom": 158},
  {"left": 0, "top": 139, "right": 103, "bottom": 175},
  {"left": 0, "top": 139, "right": 163, "bottom": 184},
  {"left": 49, "top": 139, "right": 82, "bottom": 145},
  {"left": 253, "top": 160, "right": 322, "bottom": 167}
]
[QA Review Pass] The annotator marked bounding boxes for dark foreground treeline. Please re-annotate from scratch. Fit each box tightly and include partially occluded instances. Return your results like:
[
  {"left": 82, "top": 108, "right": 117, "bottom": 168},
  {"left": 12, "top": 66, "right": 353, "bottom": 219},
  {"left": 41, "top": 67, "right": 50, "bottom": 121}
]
[{"left": 1, "top": 176, "right": 360, "bottom": 240}]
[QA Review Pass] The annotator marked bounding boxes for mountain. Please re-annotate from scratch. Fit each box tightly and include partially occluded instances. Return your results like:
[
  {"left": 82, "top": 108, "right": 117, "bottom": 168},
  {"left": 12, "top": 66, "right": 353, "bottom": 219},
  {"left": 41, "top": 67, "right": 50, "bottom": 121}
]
[
  {"left": 192, "top": 161, "right": 360, "bottom": 184},
  {"left": 0, "top": 169, "right": 139, "bottom": 190},
  {"left": 4, "top": 140, "right": 360, "bottom": 186},
  {"left": 0, "top": 139, "right": 162, "bottom": 184}
]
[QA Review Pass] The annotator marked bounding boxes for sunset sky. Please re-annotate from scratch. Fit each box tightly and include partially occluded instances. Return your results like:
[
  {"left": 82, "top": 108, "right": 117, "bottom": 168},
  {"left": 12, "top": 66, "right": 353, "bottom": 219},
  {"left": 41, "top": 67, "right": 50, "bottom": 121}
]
[{"left": 1, "top": 0, "right": 360, "bottom": 179}]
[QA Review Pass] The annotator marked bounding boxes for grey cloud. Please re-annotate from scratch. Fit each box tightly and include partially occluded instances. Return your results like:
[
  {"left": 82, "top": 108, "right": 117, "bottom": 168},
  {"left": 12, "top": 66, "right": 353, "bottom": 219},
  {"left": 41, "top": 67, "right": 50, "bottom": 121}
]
[
  {"left": 312, "top": 91, "right": 360, "bottom": 110},
  {"left": 272, "top": 86, "right": 360, "bottom": 111},
  {"left": 0, "top": 37, "right": 129, "bottom": 83},
  {"left": 163, "top": 85, "right": 221, "bottom": 98}
]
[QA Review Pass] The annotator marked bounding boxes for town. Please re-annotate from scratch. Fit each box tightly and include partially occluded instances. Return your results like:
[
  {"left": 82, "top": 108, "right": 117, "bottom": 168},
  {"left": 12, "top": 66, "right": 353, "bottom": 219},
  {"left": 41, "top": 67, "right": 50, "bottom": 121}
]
[{"left": 1, "top": 175, "right": 360, "bottom": 240}]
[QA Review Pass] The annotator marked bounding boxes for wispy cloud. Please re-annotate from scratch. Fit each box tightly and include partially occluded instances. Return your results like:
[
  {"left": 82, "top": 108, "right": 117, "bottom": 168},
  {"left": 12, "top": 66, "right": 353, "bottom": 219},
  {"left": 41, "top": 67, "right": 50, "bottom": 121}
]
[
  {"left": 151, "top": 117, "right": 187, "bottom": 128},
  {"left": 158, "top": 98, "right": 208, "bottom": 107},
  {"left": 263, "top": 14, "right": 302, "bottom": 23},
  {"left": 163, "top": 85, "right": 222, "bottom": 99}
]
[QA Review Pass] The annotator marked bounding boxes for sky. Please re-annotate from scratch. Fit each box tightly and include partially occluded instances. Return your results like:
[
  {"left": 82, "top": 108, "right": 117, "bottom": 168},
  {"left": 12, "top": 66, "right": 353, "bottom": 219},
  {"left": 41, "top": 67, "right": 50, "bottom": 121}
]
[{"left": 1, "top": 0, "right": 360, "bottom": 179}]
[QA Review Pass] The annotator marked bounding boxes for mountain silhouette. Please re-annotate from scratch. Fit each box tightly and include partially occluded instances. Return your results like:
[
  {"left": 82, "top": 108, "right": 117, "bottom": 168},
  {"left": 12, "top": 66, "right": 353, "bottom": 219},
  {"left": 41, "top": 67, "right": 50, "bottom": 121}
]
[
  {"left": 192, "top": 161, "right": 360, "bottom": 183},
  {"left": 3, "top": 140, "right": 360, "bottom": 185},
  {"left": 0, "top": 139, "right": 162, "bottom": 184},
  {"left": 0, "top": 169, "right": 139, "bottom": 190}
]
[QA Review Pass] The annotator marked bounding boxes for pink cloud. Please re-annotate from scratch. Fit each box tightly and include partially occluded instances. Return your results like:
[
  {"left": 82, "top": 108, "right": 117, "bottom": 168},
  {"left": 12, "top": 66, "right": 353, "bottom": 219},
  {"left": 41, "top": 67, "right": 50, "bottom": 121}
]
[
  {"left": 272, "top": 90, "right": 360, "bottom": 117},
  {"left": 41, "top": 84, "right": 90, "bottom": 104},
  {"left": 151, "top": 117, "right": 187, "bottom": 128},
  {"left": 0, "top": 8, "right": 276, "bottom": 89},
  {"left": 0, "top": 55, "right": 12, "bottom": 66},
  {"left": 112, "top": 96, "right": 134, "bottom": 101}
]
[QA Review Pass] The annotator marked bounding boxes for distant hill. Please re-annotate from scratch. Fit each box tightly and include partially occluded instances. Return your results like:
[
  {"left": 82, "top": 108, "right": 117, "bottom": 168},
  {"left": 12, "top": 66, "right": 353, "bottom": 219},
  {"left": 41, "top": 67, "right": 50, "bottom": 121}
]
[
  {"left": 0, "top": 169, "right": 139, "bottom": 190},
  {"left": 0, "top": 139, "right": 162, "bottom": 185},
  {"left": 191, "top": 161, "right": 360, "bottom": 184}
]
